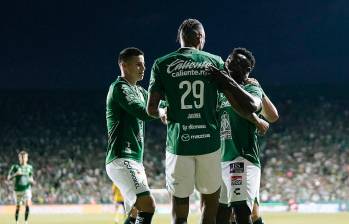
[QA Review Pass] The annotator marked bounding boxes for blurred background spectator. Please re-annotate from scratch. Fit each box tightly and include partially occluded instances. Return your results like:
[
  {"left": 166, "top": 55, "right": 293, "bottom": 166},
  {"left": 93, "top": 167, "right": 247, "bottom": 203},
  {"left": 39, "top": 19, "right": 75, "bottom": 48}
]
[{"left": 0, "top": 86, "right": 348, "bottom": 204}]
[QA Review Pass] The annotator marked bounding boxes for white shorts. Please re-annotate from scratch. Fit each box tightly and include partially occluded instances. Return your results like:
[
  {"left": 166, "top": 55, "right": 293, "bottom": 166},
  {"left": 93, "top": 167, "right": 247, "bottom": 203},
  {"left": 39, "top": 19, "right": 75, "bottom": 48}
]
[
  {"left": 14, "top": 189, "right": 32, "bottom": 205},
  {"left": 106, "top": 158, "right": 151, "bottom": 213},
  {"left": 220, "top": 157, "right": 260, "bottom": 211},
  {"left": 166, "top": 149, "right": 222, "bottom": 198}
]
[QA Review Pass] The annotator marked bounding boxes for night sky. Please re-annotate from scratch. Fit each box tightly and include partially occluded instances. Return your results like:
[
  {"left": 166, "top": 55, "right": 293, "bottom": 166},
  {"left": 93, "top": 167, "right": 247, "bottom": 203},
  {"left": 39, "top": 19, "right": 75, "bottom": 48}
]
[{"left": 1, "top": 0, "right": 348, "bottom": 89}]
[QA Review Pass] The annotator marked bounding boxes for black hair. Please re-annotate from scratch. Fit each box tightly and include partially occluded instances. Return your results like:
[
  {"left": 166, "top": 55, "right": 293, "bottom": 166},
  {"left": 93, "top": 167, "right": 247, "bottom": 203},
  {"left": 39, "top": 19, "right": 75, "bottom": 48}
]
[
  {"left": 230, "top": 47, "right": 255, "bottom": 70},
  {"left": 118, "top": 47, "right": 144, "bottom": 64},
  {"left": 18, "top": 150, "right": 28, "bottom": 156},
  {"left": 177, "top": 18, "right": 204, "bottom": 46}
]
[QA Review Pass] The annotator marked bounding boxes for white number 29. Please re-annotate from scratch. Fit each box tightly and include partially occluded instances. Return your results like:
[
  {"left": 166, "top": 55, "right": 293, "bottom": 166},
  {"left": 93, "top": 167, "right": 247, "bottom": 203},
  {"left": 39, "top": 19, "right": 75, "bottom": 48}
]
[{"left": 179, "top": 80, "right": 204, "bottom": 109}]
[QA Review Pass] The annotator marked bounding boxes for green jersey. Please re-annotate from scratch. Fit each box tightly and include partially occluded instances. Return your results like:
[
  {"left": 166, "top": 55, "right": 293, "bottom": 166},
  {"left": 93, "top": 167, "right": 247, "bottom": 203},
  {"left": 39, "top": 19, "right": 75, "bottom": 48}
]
[
  {"left": 8, "top": 164, "right": 33, "bottom": 192},
  {"left": 106, "top": 77, "right": 154, "bottom": 164},
  {"left": 218, "top": 84, "right": 263, "bottom": 166},
  {"left": 149, "top": 48, "right": 224, "bottom": 155}
]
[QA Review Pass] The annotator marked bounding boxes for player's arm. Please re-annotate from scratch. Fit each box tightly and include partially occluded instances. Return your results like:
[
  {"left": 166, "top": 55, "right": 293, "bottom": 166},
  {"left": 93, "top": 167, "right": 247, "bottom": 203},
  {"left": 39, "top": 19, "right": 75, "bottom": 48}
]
[
  {"left": 210, "top": 66, "right": 261, "bottom": 116},
  {"left": 261, "top": 93, "right": 279, "bottom": 123},
  {"left": 147, "top": 92, "right": 167, "bottom": 124},
  {"left": 115, "top": 83, "right": 156, "bottom": 121},
  {"left": 29, "top": 166, "right": 35, "bottom": 184},
  {"left": 229, "top": 81, "right": 269, "bottom": 135},
  {"left": 146, "top": 61, "right": 167, "bottom": 124},
  {"left": 7, "top": 165, "right": 19, "bottom": 180},
  {"left": 246, "top": 78, "right": 279, "bottom": 123}
]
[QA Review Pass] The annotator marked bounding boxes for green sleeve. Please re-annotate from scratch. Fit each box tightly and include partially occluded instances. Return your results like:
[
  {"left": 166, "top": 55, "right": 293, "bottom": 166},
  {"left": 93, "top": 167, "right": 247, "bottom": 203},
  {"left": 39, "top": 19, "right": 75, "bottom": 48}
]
[
  {"left": 8, "top": 165, "right": 17, "bottom": 178},
  {"left": 159, "top": 100, "right": 167, "bottom": 108},
  {"left": 216, "top": 56, "right": 225, "bottom": 70},
  {"left": 245, "top": 84, "right": 263, "bottom": 99},
  {"left": 148, "top": 61, "right": 165, "bottom": 95},
  {"left": 115, "top": 83, "right": 154, "bottom": 121},
  {"left": 29, "top": 165, "right": 33, "bottom": 177}
]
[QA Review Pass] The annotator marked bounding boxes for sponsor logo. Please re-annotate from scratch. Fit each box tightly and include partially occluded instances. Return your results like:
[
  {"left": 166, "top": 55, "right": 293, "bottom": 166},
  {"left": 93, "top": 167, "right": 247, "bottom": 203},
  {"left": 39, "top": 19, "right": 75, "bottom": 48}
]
[
  {"left": 187, "top": 113, "right": 201, "bottom": 119},
  {"left": 230, "top": 162, "right": 244, "bottom": 173},
  {"left": 171, "top": 70, "right": 209, "bottom": 78},
  {"left": 181, "top": 133, "right": 211, "bottom": 141},
  {"left": 181, "top": 134, "right": 190, "bottom": 142},
  {"left": 167, "top": 59, "right": 212, "bottom": 74},
  {"left": 182, "top": 124, "right": 207, "bottom": 131},
  {"left": 231, "top": 176, "right": 242, "bottom": 186},
  {"left": 123, "top": 161, "right": 141, "bottom": 189},
  {"left": 220, "top": 112, "right": 232, "bottom": 140},
  {"left": 191, "top": 133, "right": 211, "bottom": 139}
]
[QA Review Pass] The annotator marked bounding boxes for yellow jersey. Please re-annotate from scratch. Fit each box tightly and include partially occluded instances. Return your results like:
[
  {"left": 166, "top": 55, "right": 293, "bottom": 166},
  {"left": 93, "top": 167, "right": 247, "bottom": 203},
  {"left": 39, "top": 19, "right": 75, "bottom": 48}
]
[{"left": 112, "top": 184, "right": 124, "bottom": 203}]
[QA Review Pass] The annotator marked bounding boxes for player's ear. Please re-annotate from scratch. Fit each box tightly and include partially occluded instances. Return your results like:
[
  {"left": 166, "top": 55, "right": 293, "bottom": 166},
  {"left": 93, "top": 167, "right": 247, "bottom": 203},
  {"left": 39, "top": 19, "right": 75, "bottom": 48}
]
[{"left": 120, "top": 61, "right": 128, "bottom": 72}]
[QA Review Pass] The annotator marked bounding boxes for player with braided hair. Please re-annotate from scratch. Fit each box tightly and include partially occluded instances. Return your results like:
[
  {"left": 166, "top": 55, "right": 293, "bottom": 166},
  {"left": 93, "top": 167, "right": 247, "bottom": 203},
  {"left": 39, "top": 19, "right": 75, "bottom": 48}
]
[{"left": 215, "top": 48, "right": 278, "bottom": 224}]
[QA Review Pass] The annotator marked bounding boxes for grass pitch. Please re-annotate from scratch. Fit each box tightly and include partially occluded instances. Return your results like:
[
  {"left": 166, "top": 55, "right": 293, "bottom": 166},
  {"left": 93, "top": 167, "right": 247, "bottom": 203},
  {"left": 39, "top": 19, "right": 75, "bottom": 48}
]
[{"left": 1, "top": 212, "right": 349, "bottom": 224}]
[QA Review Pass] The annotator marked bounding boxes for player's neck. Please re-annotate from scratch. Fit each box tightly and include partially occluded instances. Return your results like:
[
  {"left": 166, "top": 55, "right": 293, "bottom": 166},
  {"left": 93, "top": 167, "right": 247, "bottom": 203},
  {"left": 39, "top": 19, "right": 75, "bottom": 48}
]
[
  {"left": 180, "top": 44, "right": 199, "bottom": 50},
  {"left": 121, "top": 75, "right": 137, "bottom": 86}
]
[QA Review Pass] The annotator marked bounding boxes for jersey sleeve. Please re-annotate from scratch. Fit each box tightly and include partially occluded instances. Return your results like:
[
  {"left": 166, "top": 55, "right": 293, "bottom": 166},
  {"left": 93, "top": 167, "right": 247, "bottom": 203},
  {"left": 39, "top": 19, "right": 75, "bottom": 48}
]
[
  {"left": 114, "top": 83, "right": 154, "bottom": 121},
  {"left": 216, "top": 56, "right": 225, "bottom": 70},
  {"left": 8, "top": 165, "right": 16, "bottom": 177},
  {"left": 148, "top": 60, "right": 165, "bottom": 95},
  {"left": 29, "top": 165, "right": 33, "bottom": 177},
  {"left": 244, "top": 84, "right": 263, "bottom": 99}
]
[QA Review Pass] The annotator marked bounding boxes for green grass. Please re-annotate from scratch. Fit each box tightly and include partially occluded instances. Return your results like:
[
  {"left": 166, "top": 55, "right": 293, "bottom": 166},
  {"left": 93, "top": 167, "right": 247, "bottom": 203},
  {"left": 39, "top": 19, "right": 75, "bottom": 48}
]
[{"left": 1, "top": 212, "right": 349, "bottom": 224}]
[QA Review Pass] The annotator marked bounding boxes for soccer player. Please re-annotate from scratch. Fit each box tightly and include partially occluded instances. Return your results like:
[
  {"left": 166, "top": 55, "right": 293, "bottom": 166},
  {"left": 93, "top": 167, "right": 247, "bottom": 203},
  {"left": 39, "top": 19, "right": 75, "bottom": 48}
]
[
  {"left": 147, "top": 19, "right": 260, "bottom": 224},
  {"left": 7, "top": 150, "right": 34, "bottom": 224},
  {"left": 105, "top": 47, "right": 166, "bottom": 224},
  {"left": 216, "top": 48, "right": 279, "bottom": 224}
]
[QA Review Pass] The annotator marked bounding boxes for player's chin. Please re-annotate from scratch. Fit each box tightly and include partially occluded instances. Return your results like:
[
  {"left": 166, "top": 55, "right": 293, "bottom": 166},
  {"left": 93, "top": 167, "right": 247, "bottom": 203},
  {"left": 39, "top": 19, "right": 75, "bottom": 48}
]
[{"left": 138, "top": 73, "right": 144, "bottom": 80}]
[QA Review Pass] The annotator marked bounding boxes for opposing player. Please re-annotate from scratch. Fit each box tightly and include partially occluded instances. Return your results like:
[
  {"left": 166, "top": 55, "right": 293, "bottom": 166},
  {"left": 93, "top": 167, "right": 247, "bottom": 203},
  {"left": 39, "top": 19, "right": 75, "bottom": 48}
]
[
  {"left": 7, "top": 150, "right": 34, "bottom": 224},
  {"left": 105, "top": 47, "right": 166, "bottom": 224},
  {"left": 112, "top": 183, "right": 126, "bottom": 224},
  {"left": 216, "top": 48, "right": 279, "bottom": 224},
  {"left": 147, "top": 19, "right": 260, "bottom": 224}
]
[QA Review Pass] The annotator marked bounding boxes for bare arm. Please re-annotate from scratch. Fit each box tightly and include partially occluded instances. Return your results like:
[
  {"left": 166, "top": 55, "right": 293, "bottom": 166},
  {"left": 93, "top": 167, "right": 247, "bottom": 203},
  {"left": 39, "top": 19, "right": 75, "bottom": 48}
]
[
  {"left": 261, "top": 94, "right": 279, "bottom": 123},
  {"left": 146, "top": 91, "right": 167, "bottom": 124},
  {"left": 209, "top": 66, "right": 261, "bottom": 116}
]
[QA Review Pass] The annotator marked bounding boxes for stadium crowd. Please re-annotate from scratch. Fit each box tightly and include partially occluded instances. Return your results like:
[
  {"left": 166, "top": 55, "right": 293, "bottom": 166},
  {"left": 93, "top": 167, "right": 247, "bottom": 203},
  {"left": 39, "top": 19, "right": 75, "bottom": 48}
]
[{"left": 0, "top": 88, "right": 348, "bottom": 205}]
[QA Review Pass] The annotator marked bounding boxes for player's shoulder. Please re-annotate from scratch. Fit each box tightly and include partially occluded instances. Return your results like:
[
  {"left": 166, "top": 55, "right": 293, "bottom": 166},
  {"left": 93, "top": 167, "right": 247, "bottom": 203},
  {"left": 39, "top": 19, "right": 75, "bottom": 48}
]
[
  {"left": 10, "top": 164, "right": 19, "bottom": 169},
  {"left": 153, "top": 50, "right": 179, "bottom": 65},
  {"left": 109, "top": 77, "right": 130, "bottom": 92},
  {"left": 244, "top": 83, "right": 263, "bottom": 97},
  {"left": 244, "top": 83, "right": 262, "bottom": 90},
  {"left": 197, "top": 50, "right": 222, "bottom": 61}
]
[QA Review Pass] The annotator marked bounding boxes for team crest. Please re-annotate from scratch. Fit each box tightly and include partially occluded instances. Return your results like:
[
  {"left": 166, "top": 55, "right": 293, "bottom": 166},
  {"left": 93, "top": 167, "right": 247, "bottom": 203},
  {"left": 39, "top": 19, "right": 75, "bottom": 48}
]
[{"left": 220, "top": 111, "right": 232, "bottom": 140}]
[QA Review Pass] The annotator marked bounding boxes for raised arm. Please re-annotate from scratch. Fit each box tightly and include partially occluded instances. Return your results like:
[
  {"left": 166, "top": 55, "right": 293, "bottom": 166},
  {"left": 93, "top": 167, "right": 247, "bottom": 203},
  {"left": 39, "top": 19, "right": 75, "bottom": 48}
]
[
  {"left": 210, "top": 66, "right": 261, "bottom": 116},
  {"left": 245, "top": 78, "right": 279, "bottom": 123},
  {"left": 261, "top": 93, "right": 279, "bottom": 123}
]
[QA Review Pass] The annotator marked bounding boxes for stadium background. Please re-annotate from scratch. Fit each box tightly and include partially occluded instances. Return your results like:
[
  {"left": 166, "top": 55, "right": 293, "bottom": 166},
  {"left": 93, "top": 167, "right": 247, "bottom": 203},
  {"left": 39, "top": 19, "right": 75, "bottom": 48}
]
[{"left": 1, "top": 0, "right": 349, "bottom": 223}]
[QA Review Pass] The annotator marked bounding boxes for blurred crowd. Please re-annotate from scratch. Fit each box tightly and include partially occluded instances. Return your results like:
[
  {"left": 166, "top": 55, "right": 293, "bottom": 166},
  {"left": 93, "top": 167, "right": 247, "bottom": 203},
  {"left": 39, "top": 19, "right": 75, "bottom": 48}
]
[{"left": 0, "top": 88, "right": 348, "bottom": 205}]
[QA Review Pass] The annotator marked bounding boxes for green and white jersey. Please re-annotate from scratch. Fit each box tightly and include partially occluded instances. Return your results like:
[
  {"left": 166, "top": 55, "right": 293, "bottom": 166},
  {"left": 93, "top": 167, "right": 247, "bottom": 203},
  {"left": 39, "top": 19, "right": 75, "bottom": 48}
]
[
  {"left": 106, "top": 77, "right": 154, "bottom": 164},
  {"left": 149, "top": 48, "right": 224, "bottom": 156},
  {"left": 218, "top": 84, "right": 263, "bottom": 167},
  {"left": 8, "top": 164, "right": 33, "bottom": 192}
]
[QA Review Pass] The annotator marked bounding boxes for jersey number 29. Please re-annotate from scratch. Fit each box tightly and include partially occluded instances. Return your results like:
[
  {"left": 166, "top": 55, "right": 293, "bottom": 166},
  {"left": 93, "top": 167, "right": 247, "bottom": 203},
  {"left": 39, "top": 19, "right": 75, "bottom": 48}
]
[{"left": 179, "top": 80, "right": 204, "bottom": 109}]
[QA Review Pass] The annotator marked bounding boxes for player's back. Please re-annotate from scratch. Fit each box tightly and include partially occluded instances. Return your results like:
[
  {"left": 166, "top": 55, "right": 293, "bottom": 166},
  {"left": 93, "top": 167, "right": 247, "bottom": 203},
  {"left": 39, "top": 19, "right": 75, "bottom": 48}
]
[{"left": 150, "top": 48, "right": 224, "bottom": 156}]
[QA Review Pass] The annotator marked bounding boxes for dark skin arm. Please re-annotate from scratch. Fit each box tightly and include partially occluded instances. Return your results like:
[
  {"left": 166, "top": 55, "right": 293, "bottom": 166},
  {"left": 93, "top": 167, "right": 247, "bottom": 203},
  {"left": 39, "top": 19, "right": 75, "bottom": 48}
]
[
  {"left": 146, "top": 91, "right": 167, "bottom": 124},
  {"left": 246, "top": 78, "right": 279, "bottom": 123},
  {"left": 208, "top": 66, "right": 261, "bottom": 116}
]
